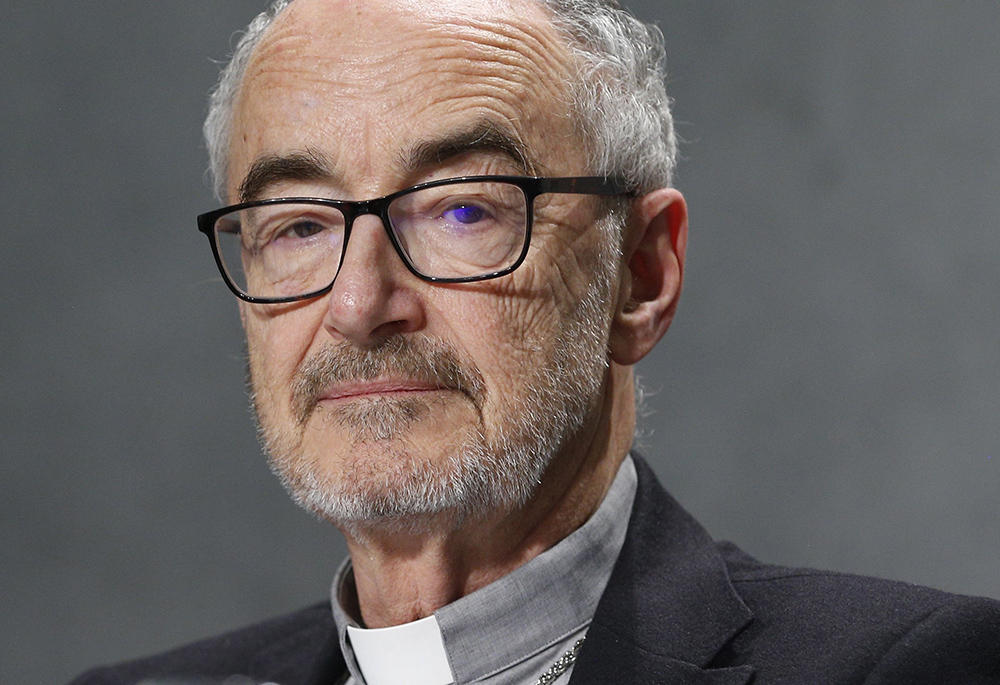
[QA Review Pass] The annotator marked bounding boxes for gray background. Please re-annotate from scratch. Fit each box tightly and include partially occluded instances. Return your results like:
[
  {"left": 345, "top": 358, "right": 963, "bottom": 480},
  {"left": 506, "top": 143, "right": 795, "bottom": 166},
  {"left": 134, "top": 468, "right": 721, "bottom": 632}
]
[{"left": 2, "top": 2, "right": 998, "bottom": 683}]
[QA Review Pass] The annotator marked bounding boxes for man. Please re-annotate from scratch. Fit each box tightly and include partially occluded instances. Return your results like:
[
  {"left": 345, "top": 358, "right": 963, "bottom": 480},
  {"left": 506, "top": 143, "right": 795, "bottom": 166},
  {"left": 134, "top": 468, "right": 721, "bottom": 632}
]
[{"left": 72, "top": 0, "right": 1000, "bottom": 683}]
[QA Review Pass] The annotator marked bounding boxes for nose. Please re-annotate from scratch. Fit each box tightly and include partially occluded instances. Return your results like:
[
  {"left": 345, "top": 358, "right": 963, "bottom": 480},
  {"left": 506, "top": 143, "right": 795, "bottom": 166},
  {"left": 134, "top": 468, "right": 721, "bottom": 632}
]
[{"left": 322, "top": 214, "right": 425, "bottom": 345}]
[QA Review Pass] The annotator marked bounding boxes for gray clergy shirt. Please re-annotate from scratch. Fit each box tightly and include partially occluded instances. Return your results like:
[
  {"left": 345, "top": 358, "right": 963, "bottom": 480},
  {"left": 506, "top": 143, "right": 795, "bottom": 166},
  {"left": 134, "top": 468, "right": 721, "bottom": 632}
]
[{"left": 331, "top": 454, "right": 638, "bottom": 685}]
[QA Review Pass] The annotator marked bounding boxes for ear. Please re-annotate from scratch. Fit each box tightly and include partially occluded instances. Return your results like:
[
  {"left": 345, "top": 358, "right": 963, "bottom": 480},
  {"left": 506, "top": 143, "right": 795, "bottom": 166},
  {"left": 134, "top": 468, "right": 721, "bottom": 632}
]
[{"left": 609, "top": 187, "right": 688, "bottom": 366}]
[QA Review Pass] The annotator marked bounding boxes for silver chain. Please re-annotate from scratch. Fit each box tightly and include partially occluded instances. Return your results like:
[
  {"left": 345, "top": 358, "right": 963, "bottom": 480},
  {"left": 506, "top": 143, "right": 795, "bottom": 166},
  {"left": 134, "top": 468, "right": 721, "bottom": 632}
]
[{"left": 533, "top": 636, "right": 586, "bottom": 685}]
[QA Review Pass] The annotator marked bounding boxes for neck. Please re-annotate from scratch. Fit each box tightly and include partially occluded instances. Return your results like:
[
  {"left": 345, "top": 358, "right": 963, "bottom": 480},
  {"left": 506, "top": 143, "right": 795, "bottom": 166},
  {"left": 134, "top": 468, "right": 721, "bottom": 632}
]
[{"left": 342, "top": 363, "right": 636, "bottom": 628}]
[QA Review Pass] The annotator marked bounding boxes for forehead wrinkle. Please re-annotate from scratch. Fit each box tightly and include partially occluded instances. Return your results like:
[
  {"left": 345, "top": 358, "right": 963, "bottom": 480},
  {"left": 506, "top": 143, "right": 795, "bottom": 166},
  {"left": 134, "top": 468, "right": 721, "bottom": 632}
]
[
  {"left": 430, "top": 13, "right": 573, "bottom": 90},
  {"left": 410, "top": 17, "right": 576, "bottom": 171},
  {"left": 380, "top": 45, "right": 574, "bottom": 175},
  {"left": 258, "top": 0, "right": 574, "bottom": 110},
  {"left": 235, "top": 0, "right": 583, "bottom": 196},
  {"left": 416, "top": 17, "right": 574, "bottom": 109}
]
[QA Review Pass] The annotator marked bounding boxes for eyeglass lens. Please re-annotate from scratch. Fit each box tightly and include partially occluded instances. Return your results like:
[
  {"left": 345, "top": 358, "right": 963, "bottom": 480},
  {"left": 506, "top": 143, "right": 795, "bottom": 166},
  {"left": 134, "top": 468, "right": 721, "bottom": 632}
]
[{"left": 211, "top": 181, "right": 529, "bottom": 300}]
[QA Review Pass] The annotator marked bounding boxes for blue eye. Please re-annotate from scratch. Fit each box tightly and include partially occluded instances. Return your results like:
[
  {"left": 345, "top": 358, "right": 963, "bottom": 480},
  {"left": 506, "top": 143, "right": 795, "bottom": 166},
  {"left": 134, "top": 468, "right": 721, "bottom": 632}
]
[{"left": 443, "top": 204, "right": 485, "bottom": 224}]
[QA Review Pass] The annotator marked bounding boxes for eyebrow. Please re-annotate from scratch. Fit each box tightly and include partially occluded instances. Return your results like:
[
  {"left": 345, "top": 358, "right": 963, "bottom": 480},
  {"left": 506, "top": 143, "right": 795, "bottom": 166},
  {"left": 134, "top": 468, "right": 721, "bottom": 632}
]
[
  {"left": 236, "top": 120, "right": 538, "bottom": 203},
  {"left": 399, "top": 119, "right": 537, "bottom": 177},
  {"left": 238, "top": 149, "right": 337, "bottom": 203}
]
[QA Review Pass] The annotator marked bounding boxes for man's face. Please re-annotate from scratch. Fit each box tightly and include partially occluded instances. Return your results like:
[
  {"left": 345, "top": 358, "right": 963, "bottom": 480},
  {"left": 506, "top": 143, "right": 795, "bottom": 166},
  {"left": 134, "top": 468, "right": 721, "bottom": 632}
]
[{"left": 230, "top": 0, "right": 621, "bottom": 530}]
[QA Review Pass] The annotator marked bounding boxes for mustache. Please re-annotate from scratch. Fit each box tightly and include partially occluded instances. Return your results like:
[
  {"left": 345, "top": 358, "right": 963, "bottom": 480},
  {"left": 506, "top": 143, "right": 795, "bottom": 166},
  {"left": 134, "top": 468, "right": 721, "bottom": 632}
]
[{"left": 290, "top": 335, "right": 486, "bottom": 424}]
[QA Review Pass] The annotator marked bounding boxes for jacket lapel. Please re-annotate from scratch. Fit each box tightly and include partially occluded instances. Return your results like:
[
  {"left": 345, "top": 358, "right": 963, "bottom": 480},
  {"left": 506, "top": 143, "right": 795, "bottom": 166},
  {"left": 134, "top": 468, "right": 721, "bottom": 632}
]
[
  {"left": 248, "top": 613, "right": 346, "bottom": 685},
  {"left": 570, "top": 456, "right": 755, "bottom": 685}
]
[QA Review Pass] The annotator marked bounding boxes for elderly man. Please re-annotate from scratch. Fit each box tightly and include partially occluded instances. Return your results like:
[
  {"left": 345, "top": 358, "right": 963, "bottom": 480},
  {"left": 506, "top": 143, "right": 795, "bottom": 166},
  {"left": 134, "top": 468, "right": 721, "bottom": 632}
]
[{"left": 72, "top": 0, "right": 1000, "bottom": 683}]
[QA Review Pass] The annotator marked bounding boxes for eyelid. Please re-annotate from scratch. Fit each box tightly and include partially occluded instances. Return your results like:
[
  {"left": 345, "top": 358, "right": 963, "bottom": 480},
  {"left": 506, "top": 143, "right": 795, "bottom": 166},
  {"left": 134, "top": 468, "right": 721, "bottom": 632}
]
[{"left": 246, "top": 204, "right": 342, "bottom": 240}]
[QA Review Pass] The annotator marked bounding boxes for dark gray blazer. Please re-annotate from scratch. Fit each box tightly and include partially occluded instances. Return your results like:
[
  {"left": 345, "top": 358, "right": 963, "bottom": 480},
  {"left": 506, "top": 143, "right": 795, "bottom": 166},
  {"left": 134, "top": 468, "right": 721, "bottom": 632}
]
[{"left": 71, "top": 457, "right": 1000, "bottom": 684}]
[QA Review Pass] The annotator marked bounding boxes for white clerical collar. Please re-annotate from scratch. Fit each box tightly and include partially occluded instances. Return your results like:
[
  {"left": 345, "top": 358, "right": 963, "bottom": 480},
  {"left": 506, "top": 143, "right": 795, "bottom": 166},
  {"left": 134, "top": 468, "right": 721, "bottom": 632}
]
[{"left": 346, "top": 614, "right": 454, "bottom": 685}]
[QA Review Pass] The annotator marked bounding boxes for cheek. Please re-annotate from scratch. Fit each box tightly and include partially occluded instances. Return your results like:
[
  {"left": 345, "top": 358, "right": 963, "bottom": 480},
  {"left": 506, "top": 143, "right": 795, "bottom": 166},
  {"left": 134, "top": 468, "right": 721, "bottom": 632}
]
[
  {"left": 498, "top": 226, "right": 605, "bottom": 336},
  {"left": 493, "top": 274, "right": 561, "bottom": 354},
  {"left": 436, "top": 265, "right": 565, "bottom": 403},
  {"left": 243, "top": 304, "right": 324, "bottom": 406},
  {"left": 465, "top": 213, "right": 610, "bottom": 352}
]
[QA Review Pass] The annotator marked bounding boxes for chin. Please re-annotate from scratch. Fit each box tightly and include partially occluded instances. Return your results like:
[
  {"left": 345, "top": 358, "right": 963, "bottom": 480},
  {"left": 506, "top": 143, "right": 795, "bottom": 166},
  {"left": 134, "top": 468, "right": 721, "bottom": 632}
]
[{"left": 264, "top": 414, "right": 556, "bottom": 536}]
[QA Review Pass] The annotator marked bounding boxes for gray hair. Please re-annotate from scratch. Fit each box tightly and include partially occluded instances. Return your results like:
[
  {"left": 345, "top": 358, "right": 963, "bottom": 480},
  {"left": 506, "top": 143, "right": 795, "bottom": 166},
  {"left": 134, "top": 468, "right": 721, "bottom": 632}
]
[{"left": 204, "top": 0, "right": 676, "bottom": 199}]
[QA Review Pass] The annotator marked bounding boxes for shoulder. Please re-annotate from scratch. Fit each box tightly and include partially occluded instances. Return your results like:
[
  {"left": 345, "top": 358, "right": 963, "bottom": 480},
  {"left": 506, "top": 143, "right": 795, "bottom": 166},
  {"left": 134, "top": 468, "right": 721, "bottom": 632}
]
[
  {"left": 67, "top": 602, "right": 340, "bottom": 685},
  {"left": 715, "top": 542, "right": 1000, "bottom": 682}
]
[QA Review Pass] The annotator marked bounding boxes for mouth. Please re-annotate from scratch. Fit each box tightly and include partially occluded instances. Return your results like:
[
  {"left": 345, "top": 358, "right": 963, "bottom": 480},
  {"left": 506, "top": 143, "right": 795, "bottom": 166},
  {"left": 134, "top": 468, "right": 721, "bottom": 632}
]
[
  {"left": 317, "top": 379, "right": 451, "bottom": 404},
  {"left": 288, "top": 336, "right": 487, "bottom": 425}
]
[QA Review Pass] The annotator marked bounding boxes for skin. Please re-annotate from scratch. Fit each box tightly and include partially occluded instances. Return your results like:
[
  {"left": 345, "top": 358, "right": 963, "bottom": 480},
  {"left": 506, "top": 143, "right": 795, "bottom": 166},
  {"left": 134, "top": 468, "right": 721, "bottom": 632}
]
[{"left": 229, "top": 0, "right": 687, "bottom": 628}]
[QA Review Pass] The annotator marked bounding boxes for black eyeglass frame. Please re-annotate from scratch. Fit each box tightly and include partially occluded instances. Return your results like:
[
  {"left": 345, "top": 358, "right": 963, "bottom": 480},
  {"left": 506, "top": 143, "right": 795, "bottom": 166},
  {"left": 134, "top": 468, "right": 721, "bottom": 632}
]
[{"left": 197, "top": 174, "right": 633, "bottom": 304}]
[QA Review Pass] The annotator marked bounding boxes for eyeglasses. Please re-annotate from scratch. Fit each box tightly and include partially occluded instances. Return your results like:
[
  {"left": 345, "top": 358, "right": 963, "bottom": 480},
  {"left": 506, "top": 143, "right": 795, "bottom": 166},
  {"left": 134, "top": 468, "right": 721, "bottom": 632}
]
[{"left": 197, "top": 175, "right": 632, "bottom": 304}]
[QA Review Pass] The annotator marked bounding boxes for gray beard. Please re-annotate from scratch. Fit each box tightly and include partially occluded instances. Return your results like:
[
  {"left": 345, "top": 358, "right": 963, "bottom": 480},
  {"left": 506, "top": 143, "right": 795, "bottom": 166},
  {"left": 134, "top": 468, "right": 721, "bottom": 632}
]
[{"left": 251, "top": 222, "right": 619, "bottom": 537}]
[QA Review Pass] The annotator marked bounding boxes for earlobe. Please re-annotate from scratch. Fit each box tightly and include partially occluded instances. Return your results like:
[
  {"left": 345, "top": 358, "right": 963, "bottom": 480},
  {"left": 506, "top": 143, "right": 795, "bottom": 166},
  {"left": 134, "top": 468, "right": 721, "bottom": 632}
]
[{"left": 609, "top": 188, "right": 688, "bottom": 366}]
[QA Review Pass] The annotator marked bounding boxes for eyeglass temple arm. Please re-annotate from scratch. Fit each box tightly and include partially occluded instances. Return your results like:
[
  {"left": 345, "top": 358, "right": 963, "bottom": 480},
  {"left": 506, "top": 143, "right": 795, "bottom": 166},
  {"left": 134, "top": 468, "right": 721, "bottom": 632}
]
[{"left": 535, "top": 176, "right": 634, "bottom": 196}]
